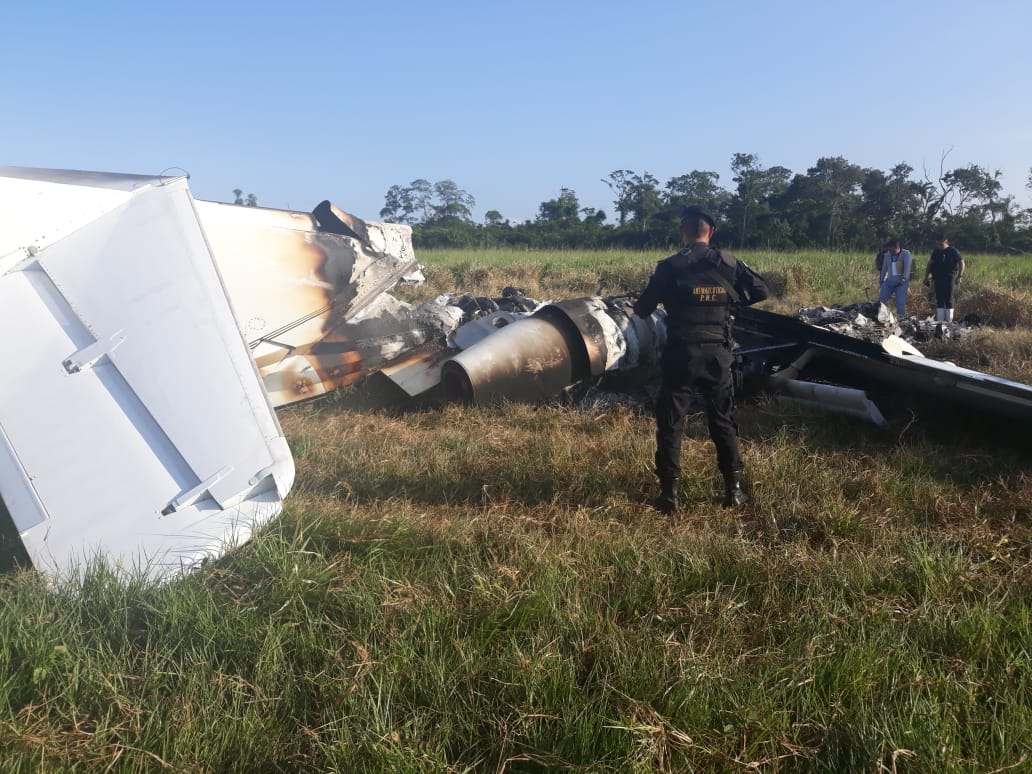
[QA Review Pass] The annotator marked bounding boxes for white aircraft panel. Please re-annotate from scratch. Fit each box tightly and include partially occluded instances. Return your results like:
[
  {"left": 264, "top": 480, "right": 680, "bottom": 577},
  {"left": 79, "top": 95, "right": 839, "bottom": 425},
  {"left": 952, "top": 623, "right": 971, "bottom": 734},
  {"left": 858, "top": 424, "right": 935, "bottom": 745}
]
[
  {"left": 0, "top": 172, "right": 295, "bottom": 581},
  {"left": 36, "top": 184, "right": 282, "bottom": 507},
  {"left": 0, "top": 167, "right": 168, "bottom": 266}
]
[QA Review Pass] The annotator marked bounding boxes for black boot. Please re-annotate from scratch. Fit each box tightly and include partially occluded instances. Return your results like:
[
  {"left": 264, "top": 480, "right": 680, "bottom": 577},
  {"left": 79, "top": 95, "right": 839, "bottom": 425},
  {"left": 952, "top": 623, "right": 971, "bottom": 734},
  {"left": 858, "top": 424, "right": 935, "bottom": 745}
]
[
  {"left": 722, "top": 471, "right": 748, "bottom": 509},
  {"left": 652, "top": 476, "right": 680, "bottom": 515}
]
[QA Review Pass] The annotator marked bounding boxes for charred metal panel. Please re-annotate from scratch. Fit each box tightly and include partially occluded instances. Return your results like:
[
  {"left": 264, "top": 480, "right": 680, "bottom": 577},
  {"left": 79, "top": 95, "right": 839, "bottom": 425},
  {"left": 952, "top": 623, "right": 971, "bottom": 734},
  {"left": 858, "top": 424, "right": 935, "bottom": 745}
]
[
  {"left": 544, "top": 298, "right": 609, "bottom": 377},
  {"left": 735, "top": 307, "right": 1032, "bottom": 424},
  {"left": 599, "top": 299, "right": 666, "bottom": 372},
  {"left": 378, "top": 347, "right": 448, "bottom": 399},
  {"left": 312, "top": 199, "right": 367, "bottom": 242},
  {"left": 195, "top": 200, "right": 428, "bottom": 407}
]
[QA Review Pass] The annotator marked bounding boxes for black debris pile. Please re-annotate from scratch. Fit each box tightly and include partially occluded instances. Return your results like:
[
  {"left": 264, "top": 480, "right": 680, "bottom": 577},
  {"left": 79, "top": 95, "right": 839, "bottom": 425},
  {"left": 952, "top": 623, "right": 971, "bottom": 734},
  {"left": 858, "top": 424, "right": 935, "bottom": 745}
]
[
  {"left": 794, "top": 302, "right": 895, "bottom": 342},
  {"left": 794, "top": 303, "right": 982, "bottom": 345},
  {"left": 449, "top": 287, "right": 543, "bottom": 321},
  {"left": 579, "top": 385, "right": 657, "bottom": 411},
  {"left": 901, "top": 313, "right": 982, "bottom": 343}
]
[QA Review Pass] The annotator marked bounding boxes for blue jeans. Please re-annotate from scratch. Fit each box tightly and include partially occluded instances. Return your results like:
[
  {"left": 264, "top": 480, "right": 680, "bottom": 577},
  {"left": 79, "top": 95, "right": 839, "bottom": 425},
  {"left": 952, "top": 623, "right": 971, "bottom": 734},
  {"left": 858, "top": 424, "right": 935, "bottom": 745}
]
[{"left": 878, "top": 279, "right": 908, "bottom": 317}]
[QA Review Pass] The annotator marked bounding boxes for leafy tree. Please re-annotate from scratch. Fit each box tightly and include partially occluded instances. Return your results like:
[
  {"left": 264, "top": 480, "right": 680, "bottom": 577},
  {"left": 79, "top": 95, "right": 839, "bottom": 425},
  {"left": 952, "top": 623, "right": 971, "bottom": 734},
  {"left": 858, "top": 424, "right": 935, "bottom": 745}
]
[
  {"left": 379, "top": 179, "right": 477, "bottom": 246},
  {"left": 936, "top": 165, "right": 1014, "bottom": 247},
  {"left": 602, "top": 170, "right": 634, "bottom": 226},
  {"left": 860, "top": 163, "right": 926, "bottom": 244},
  {"left": 484, "top": 210, "right": 506, "bottom": 226},
  {"left": 430, "top": 180, "right": 475, "bottom": 222},
  {"left": 942, "top": 165, "right": 1004, "bottom": 217},
  {"left": 779, "top": 156, "right": 865, "bottom": 247},
  {"left": 408, "top": 179, "right": 435, "bottom": 224},
  {"left": 726, "top": 154, "right": 791, "bottom": 248},
  {"left": 537, "top": 188, "right": 581, "bottom": 228},
  {"left": 231, "top": 188, "right": 257, "bottom": 207},
  {"left": 664, "top": 170, "right": 730, "bottom": 216},
  {"left": 380, "top": 179, "right": 475, "bottom": 226},
  {"left": 380, "top": 184, "right": 412, "bottom": 223},
  {"left": 602, "top": 170, "right": 662, "bottom": 232}
]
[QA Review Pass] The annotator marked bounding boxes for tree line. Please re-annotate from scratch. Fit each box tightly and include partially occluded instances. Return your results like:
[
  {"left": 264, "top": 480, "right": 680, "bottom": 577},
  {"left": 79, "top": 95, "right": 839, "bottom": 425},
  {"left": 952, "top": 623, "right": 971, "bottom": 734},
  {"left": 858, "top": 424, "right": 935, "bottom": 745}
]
[
  {"left": 231, "top": 188, "right": 259, "bottom": 207},
  {"left": 379, "top": 154, "right": 1032, "bottom": 253}
]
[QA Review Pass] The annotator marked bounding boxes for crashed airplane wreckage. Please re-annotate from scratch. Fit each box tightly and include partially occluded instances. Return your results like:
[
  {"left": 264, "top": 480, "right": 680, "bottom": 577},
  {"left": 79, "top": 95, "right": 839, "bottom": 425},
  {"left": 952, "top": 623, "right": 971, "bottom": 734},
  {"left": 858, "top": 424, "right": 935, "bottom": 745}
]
[
  {"left": 363, "top": 292, "right": 1032, "bottom": 433},
  {"left": 3, "top": 165, "right": 1032, "bottom": 581},
  {"left": 216, "top": 201, "right": 1032, "bottom": 433},
  {"left": 193, "top": 192, "right": 1032, "bottom": 427},
  {"left": 193, "top": 188, "right": 668, "bottom": 408}
]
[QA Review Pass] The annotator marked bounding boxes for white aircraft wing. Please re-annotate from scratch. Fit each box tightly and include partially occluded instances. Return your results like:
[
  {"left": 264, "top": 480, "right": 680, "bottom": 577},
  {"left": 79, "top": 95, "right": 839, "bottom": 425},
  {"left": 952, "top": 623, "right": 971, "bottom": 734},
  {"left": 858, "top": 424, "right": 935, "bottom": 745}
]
[{"left": 0, "top": 168, "right": 294, "bottom": 581}]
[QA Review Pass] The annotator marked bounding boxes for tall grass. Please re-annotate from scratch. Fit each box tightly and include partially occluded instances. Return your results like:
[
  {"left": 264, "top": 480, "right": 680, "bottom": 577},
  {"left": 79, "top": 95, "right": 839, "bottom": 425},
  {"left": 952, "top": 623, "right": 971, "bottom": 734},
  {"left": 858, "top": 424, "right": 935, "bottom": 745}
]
[
  {"left": 411, "top": 247, "right": 1032, "bottom": 322},
  {"left": 1, "top": 250, "right": 1031, "bottom": 772}
]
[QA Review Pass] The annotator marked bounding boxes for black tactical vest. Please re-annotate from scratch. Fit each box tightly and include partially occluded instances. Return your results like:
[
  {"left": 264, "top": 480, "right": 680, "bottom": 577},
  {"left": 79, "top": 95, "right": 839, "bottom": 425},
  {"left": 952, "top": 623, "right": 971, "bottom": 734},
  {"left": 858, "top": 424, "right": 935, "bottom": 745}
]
[{"left": 661, "top": 244, "right": 739, "bottom": 346}]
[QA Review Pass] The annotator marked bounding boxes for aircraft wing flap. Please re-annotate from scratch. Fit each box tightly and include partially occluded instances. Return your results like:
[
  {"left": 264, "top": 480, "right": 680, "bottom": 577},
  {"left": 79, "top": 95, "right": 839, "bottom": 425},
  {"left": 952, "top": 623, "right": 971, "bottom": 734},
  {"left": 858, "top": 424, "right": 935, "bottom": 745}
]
[
  {"left": 33, "top": 182, "right": 286, "bottom": 507},
  {"left": 0, "top": 173, "right": 295, "bottom": 581}
]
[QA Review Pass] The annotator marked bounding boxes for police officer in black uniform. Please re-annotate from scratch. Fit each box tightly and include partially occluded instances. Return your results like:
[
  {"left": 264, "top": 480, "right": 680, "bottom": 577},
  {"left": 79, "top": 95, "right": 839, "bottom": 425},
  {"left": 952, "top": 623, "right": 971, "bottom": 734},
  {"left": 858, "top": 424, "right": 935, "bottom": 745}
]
[{"left": 633, "top": 206, "right": 770, "bottom": 512}]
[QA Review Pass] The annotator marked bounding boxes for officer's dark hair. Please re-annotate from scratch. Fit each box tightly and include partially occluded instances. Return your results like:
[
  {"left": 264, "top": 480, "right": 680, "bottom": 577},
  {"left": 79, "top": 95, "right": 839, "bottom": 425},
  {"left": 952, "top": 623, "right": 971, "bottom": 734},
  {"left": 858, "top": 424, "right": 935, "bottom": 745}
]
[
  {"left": 933, "top": 232, "right": 948, "bottom": 242},
  {"left": 679, "top": 215, "right": 711, "bottom": 239},
  {"left": 678, "top": 205, "right": 716, "bottom": 240},
  {"left": 885, "top": 238, "right": 901, "bottom": 249}
]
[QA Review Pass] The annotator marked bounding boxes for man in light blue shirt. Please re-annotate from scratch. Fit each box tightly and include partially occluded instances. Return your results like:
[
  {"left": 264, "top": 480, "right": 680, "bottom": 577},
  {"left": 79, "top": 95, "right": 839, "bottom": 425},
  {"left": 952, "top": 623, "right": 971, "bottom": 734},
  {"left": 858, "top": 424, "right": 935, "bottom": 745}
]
[{"left": 877, "top": 238, "right": 913, "bottom": 319}]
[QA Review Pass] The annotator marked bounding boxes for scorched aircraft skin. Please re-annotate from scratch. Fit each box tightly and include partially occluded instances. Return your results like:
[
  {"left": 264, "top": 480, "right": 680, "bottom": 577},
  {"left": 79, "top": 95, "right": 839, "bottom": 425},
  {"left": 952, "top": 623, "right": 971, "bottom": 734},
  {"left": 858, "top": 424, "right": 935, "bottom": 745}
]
[{"left": 194, "top": 198, "right": 428, "bottom": 407}]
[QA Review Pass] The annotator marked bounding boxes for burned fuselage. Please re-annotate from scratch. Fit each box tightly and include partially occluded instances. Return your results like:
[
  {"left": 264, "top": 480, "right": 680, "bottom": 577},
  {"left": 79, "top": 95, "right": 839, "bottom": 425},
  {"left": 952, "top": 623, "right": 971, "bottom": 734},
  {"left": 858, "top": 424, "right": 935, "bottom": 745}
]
[{"left": 195, "top": 199, "right": 429, "bottom": 407}]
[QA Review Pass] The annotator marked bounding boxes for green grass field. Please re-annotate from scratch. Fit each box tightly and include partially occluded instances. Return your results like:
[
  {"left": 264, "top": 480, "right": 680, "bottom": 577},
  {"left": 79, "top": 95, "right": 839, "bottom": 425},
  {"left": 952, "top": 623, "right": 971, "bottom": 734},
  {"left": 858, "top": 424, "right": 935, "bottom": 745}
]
[{"left": 1, "top": 250, "right": 1030, "bottom": 772}]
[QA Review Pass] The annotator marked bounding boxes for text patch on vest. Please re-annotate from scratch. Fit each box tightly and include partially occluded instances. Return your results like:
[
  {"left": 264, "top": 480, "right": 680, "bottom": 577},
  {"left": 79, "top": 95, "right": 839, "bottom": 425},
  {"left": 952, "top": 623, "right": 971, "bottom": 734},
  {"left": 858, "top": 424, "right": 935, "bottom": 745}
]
[{"left": 693, "top": 285, "right": 727, "bottom": 303}]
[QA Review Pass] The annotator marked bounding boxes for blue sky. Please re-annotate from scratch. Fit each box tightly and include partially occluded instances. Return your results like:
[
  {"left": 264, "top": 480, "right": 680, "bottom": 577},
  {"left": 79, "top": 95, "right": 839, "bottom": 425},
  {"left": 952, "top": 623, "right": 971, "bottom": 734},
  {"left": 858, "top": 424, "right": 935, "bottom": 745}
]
[{"left": 3, "top": 0, "right": 1030, "bottom": 224}]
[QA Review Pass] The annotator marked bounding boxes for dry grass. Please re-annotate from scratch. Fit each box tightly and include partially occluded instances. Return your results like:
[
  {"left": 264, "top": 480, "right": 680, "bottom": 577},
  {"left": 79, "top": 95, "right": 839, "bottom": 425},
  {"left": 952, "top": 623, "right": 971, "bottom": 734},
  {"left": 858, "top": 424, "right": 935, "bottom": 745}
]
[
  {"left": 953, "top": 282, "right": 1032, "bottom": 328},
  {"left": 920, "top": 327, "right": 1032, "bottom": 382}
]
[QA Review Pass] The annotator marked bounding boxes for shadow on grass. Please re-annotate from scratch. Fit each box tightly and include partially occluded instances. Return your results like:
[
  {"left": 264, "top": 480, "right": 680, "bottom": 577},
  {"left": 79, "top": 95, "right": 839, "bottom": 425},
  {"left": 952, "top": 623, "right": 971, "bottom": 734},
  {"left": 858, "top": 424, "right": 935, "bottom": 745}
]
[{"left": 746, "top": 396, "right": 1032, "bottom": 470}]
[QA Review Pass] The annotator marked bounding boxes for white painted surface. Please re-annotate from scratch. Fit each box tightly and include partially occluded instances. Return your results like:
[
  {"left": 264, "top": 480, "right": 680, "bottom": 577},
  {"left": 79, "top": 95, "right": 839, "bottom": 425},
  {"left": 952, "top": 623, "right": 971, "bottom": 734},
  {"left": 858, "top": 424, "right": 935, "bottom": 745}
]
[
  {"left": 0, "top": 170, "right": 294, "bottom": 581},
  {"left": 0, "top": 168, "right": 161, "bottom": 270}
]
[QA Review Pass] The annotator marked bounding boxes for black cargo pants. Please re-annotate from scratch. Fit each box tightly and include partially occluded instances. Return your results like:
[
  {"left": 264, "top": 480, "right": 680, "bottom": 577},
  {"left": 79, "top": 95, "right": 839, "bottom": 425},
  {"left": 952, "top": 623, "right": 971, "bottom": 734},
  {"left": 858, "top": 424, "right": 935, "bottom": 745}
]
[
  {"left": 654, "top": 342, "right": 742, "bottom": 480},
  {"left": 932, "top": 275, "right": 957, "bottom": 309}
]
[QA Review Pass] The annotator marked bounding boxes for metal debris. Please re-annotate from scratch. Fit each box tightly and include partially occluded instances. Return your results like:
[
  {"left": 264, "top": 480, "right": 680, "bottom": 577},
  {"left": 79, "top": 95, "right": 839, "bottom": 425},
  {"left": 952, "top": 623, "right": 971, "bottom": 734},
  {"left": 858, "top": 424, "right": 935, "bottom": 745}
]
[
  {"left": 794, "top": 301, "right": 979, "bottom": 346},
  {"left": 439, "top": 296, "right": 666, "bottom": 404},
  {"left": 195, "top": 199, "right": 432, "bottom": 407},
  {"left": 735, "top": 307, "right": 1032, "bottom": 426}
]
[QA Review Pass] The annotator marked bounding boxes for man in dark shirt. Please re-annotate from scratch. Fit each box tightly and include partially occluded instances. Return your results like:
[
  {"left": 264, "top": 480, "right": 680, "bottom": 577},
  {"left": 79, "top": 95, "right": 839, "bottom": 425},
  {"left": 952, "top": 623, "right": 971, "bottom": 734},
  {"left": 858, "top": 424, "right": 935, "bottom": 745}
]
[
  {"left": 633, "top": 206, "right": 770, "bottom": 512},
  {"left": 922, "top": 233, "right": 965, "bottom": 322}
]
